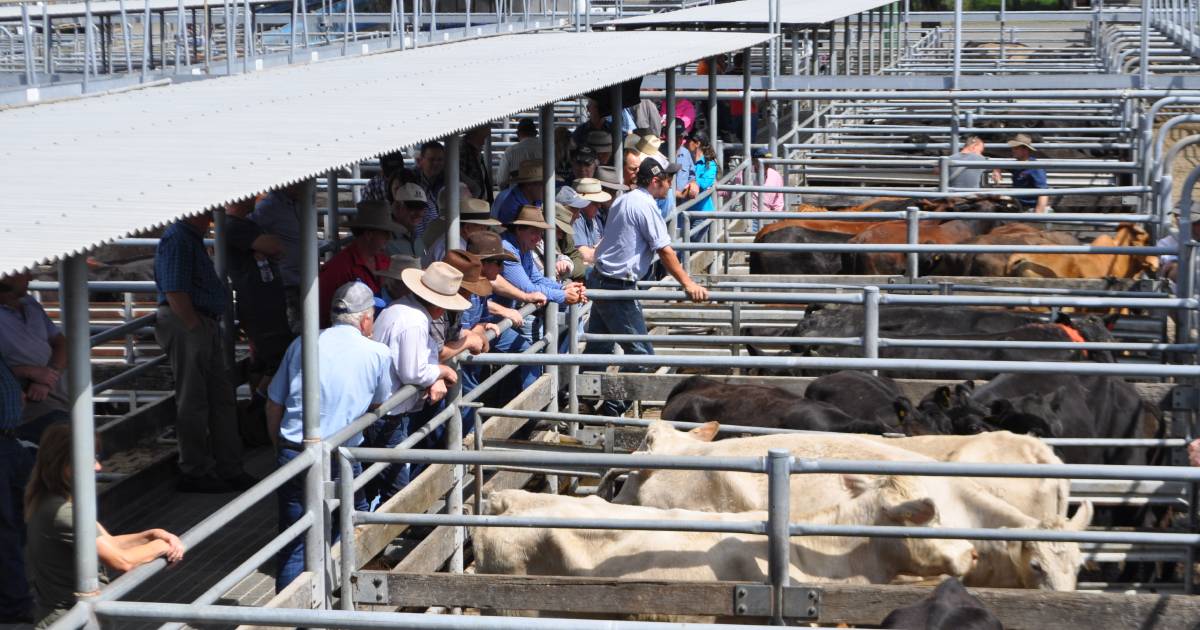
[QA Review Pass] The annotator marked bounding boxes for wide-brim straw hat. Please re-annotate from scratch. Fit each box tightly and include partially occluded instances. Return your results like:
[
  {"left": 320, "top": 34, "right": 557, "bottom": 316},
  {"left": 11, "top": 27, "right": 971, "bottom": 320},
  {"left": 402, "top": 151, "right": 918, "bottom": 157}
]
[
  {"left": 467, "top": 231, "right": 518, "bottom": 262},
  {"left": 443, "top": 250, "right": 493, "bottom": 297},
  {"left": 595, "top": 166, "right": 630, "bottom": 191},
  {"left": 514, "top": 160, "right": 545, "bottom": 184},
  {"left": 510, "top": 204, "right": 551, "bottom": 230},
  {"left": 555, "top": 204, "right": 576, "bottom": 236},
  {"left": 346, "top": 200, "right": 403, "bottom": 234},
  {"left": 573, "top": 178, "right": 613, "bottom": 203},
  {"left": 462, "top": 197, "right": 500, "bottom": 225},
  {"left": 400, "top": 262, "right": 472, "bottom": 311},
  {"left": 1006, "top": 134, "right": 1038, "bottom": 152},
  {"left": 634, "top": 135, "right": 663, "bottom": 157},
  {"left": 374, "top": 254, "right": 422, "bottom": 282}
]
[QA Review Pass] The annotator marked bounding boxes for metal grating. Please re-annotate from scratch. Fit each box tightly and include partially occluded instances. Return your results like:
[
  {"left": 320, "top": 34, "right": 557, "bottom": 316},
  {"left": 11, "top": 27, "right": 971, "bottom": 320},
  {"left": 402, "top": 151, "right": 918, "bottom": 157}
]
[
  {"left": 0, "top": 29, "right": 771, "bottom": 276},
  {"left": 602, "top": 0, "right": 896, "bottom": 28}
]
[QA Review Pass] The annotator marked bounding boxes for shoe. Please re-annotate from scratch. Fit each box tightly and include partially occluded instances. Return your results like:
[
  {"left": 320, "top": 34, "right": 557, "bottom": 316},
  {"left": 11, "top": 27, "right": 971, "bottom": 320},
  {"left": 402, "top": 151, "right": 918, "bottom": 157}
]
[
  {"left": 224, "top": 472, "right": 261, "bottom": 492},
  {"left": 177, "top": 474, "right": 233, "bottom": 494}
]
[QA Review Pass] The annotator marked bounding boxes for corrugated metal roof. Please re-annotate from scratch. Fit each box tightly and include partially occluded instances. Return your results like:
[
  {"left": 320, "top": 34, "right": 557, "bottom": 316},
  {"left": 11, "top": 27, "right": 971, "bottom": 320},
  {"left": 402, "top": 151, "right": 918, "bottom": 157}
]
[
  {"left": 0, "top": 30, "right": 771, "bottom": 275},
  {"left": 602, "top": 0, "right": 896, "bottom": 28},
  {"left": 0, "top": 0, "right": 213, "bottom": 21}
]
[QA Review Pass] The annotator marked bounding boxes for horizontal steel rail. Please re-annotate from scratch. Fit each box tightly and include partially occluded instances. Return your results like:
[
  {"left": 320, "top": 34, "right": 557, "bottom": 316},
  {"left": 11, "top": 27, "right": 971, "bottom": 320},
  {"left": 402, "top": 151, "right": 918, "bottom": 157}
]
[
  {"left": 671, "top": 242, "right": 1173, "bottom": 255},
  {"left": 577, "top": 332, "right": 1195, "bottom": 353},
  {"left": 718, "top": 185, "right": 1151, "bottom": 198},
  {"left": 583, "top": 289, "right": 1197, "bottom": 310},
  {"left": 682, "top": 210, "right": 1155, "bottom": 223}
]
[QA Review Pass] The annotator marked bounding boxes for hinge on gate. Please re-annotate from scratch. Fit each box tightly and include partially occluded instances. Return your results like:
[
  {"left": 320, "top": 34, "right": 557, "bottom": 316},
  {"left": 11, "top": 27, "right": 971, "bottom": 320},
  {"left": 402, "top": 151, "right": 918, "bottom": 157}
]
[
  {"left": 732, "top": 585, "right": 820, "bottom": 620},
  {"left": 1170, "top": 385, "right": 1200, "bottom": 412}
]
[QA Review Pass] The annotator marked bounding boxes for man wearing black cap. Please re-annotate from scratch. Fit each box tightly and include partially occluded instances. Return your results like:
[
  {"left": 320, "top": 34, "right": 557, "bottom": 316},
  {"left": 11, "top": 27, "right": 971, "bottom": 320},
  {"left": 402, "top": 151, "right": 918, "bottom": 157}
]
[{"left": 585, "top": 154, "right": 709, "bottom": 416}]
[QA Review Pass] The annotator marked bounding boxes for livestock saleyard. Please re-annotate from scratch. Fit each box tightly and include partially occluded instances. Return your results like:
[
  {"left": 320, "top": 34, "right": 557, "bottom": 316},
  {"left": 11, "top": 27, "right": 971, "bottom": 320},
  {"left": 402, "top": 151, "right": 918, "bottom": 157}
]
[{"left": 7, "top": 0, "right": 1200, "bottom": 627}]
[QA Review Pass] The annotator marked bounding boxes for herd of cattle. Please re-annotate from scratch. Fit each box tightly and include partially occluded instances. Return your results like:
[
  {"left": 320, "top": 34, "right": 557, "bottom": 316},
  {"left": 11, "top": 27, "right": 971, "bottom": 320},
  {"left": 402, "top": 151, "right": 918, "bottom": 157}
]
[{"left": 750, "top": 196, "right": 1157, "bottom": 279}]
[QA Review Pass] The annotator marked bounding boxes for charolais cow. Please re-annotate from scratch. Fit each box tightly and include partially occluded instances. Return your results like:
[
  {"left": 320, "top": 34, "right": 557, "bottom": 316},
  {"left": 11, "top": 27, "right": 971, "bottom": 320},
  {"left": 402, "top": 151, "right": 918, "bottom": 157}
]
[
  {"left": 804, "top": 371, "right": 915, "bottom": 429},
  {"left": 475, "top": 485, "right": 978, "bottom": 589},
  {"left": 944, "top": 223, "right": 1080, "bottom": 277},
  {"left": 611, "top": 422, "right": 1092, "bottom": 590},
  {"left": 880, "top": 577, "right": 1003, "bottom": 630},
  {"left": 662, "top": 375, "right": 896, "bottom": 434},
  {"left": 1008, "top": 223, "right": 1158, "bottom": 279}
]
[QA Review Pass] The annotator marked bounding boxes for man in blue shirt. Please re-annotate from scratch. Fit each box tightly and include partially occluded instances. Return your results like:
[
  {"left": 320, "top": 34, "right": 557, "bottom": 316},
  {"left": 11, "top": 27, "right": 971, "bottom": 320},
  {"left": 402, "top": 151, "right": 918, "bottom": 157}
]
[
  {"left": 994, "top": 134, "right": 1050, "bottom": 213},
  {"left": 491, "top": 161, "right": 545, "bottom": 225},
  {"left": 462, "top": 232, "right": 538, "bottom": 405},
  {"left": 154, "top": 212, "right": 252, "bottom": 494},
  {"left": 585, "top": 154, "right": 709, "bottom": 416},
  {"left": 266, "top": 281, "right": 391, "bottom": 592},
  {"left": 0, "top": 358, "right": 33, "bottom": 624},
  {"left": 498, "top": 206, "right": 586, "bottom": 344}
]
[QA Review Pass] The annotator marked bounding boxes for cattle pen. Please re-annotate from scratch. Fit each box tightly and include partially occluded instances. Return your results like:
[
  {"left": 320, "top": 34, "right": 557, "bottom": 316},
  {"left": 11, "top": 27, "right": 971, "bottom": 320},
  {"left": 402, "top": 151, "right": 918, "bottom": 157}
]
[{"left": 4, "top": 0, "right": 1200, "bottom": 627}]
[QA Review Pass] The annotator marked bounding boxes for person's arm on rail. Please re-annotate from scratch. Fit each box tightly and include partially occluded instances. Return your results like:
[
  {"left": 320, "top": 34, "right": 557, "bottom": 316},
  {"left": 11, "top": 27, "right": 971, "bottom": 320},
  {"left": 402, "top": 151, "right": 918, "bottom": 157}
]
[{"left": 656, "top": 245, "right": 708, "bottom": 303}]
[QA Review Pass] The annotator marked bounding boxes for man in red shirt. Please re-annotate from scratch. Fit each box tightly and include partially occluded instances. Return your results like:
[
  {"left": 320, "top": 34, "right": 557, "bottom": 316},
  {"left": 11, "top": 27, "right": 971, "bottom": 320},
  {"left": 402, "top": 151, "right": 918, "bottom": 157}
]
[{"left": 318, "top": 200, "right": 401, "bottom": 327}]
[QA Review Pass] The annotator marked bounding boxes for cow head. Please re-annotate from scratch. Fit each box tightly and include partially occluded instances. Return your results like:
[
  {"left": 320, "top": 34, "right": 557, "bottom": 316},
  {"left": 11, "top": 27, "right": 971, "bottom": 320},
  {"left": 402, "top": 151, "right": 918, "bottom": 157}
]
[
  {"left": 986, "top": 392, "right": 1062, "bottom": 438},
  {"left": 1015, "top": 502, "right": 1093, "bottom": 590},
  {"left": 843, "top": 474, "right": 978, "bottom": 580},
  {"left": 899, "top": 397, "right": 953, "bottom": 436}
]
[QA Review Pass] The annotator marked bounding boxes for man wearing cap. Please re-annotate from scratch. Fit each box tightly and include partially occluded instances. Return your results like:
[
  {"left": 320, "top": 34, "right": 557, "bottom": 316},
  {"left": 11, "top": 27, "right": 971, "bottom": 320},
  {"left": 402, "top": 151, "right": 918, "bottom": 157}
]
[
  {"left": 154, "top": 212, "right": 252, "bottom": 492},
  {"left": 318, "top": 200, "right": 398, "bottom": 328},
  {"left": 499, "top": 206, "right": 586, "bottom": 343},
  {"left": 564, "top": 180, "right": 612, "bottom": 265},
  {"left": 363, "top": 150, "right": 408, "bottom": 202},
  {"left": 368, "top": 262, "right": 470, "bottom": 500},
  {"left": 491, "top": 160, "right": 545, "bottom": 225},
  {"left": 586, "top": 154, "right": 709, "bottom": 416},
  {"left": 387, "top": 181, "right": 429, "bottom": 260},
  {"left": 266, "top": 280, "right": 390, "bottom": 592},
  {"left": 251, "top": 182, "right": 312, "bottom": 334},
  {"left": 407, "top": 141, "right": 446, "bottom": 236},
  {"left": 993, "top": 133, "right": 1050, "bottom": 213},
  {"left": 422, "top": 197, "right": 501, "bottom": 268},
  {"left": 568, "top": 147, "right": 598, "bottom": 189},
  {"left": 498, "top": 119, "right": 542, "bottom": 189}
]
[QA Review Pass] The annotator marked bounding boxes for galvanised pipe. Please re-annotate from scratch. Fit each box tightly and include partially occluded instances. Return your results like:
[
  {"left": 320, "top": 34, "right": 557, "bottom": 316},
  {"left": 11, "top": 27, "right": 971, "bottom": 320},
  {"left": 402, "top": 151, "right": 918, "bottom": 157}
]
[
  {"left": 670, "top": 242, "right": 1174, "bottom": 256},
  {"left": 767, "top": 449, "right": 791, "bottom": 626},
  {"left": 472, "top": 407, "right": 830, "bottom": 437},
  {"left": 342, "top": 446, "right": 768, "bottom": 474},
  {"left": 651, "top": 89, "right": 1200, "bottom": 101},
  {"left": 299, "top": 177, "right": 325, "bottom": 608},
  {"left": 793, "top": 456, "right": 1200, "bottom": 483},
  {"left": 92, "top": 355, "right": 167, "bottom": 396},
  {"left": 62, "top": 255, "right": 100, "bottom": 599},
  {"left": 576, "top": 333, "right": 1196, "bottom": 353},
  {"left": 586, "top": 289, "right": 1192, "bottom": 309},
  {"left": 337, "top": 452, "right": 356, "bottom": 611},
  {"left": 682, "top": 211, "right": 1155, "bottom": 223},
  {"left": 355, "top": 511, "right": 767, "bottom": 535},
  {"left": 89, "top": 312, "right": 157, "bottom": 346},
  {"left": 635, "top": 279, "right": 1168, "bottom": 298},
  {"left": 717, "top": 184, "right": 1150, "bottom": 198},
  {"left": 778, "top": 142, "right": 1133, "bottom": 150},
  {"left": 461, "top": 353, "right": 1200, "bottom": 378}
]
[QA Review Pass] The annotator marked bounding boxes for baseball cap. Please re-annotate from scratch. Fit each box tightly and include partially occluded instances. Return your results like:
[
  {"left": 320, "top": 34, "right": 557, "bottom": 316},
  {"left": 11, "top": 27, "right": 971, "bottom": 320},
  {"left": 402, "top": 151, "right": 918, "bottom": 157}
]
[
  {"left": 330, "top": 281, "right": 375, "bottom": 315},
  {"left": 556, "top": 186, "right": 592, "bottom": 210},
  {"left": 572, "top": 146, "right": 598, "bottom": 164},
  {"left": 637, "top": 153, "right": 681, "bottom": 179},
  {"left": 685, "top": 129, "right": 709, "bottom": 144}
]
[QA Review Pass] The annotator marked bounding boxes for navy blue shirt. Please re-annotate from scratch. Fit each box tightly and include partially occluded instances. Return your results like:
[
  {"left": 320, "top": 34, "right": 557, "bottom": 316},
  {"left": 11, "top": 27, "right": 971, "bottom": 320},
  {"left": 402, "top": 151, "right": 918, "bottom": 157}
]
[
  {"left": 0, "top": 360, "right": 21, "bottom": 431},
  {"left": 1009, "top": 157, "right": 1048, "bottom": 209},
  {"left": 154, "top": 220, "right": 228, "bottom": 319}
]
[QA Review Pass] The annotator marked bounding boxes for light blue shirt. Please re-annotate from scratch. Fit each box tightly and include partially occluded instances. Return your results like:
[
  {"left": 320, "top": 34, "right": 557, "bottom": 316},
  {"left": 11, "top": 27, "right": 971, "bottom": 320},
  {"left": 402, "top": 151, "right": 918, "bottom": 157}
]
[
  {"left": 593, "top": 188, "right": 672, "bottom": 281},
  {"left": 572, "top": 214, "right": 603, "bottom": 248},
  {"left": 675, "top": 145, "right": 697, "bottom": 192},
  {"left": 491, "top": 185, "right": 536, "bottom": 225},
  {"left": 268, "top": 323, "right": 391, "bottom": 446},
  {"left": 497, "top": 231, "right": 567, "bottom": 307}
]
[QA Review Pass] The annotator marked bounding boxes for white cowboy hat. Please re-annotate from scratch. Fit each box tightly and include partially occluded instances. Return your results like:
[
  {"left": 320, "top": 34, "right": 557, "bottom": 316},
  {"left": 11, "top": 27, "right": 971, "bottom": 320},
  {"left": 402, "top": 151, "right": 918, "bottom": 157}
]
[
  {"left": 400, "top": 262, "right": 472, "bottom": 311},
  {"left": 572, "top": 178, "right": 613, "bottom": 203}
]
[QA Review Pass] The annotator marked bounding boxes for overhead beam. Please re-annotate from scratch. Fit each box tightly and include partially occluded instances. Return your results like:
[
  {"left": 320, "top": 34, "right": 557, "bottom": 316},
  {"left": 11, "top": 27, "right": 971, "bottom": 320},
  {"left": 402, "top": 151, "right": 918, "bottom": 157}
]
[{"left": 641, "top": 74, "right": 1200, "bottom": 93}]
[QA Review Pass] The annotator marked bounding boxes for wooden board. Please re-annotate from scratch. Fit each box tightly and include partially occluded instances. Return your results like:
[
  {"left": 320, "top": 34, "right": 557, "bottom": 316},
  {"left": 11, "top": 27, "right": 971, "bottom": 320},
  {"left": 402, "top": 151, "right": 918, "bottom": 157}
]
[
  {"left": 578, "top": 371, "right": 1175, "bottom": 408},
  {"left": 362, "top": 572, "right": 1200, "bottom": 629},
  {"left": 233, "top": 571, "right": 313, "bottom": 630}
]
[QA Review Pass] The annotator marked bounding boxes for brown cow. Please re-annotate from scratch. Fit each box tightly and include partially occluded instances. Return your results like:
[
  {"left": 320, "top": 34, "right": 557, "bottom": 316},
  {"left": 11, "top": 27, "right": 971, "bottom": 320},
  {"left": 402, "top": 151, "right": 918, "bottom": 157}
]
[
  {"left": 1009, "top": 223, "right": 1158, "bottom": 279},
  {"left": 948, "top": 224, "right": 1080, "bottom": 277},
  {"left": 844, "top": 220, "right": 979, "bottom": 275}
]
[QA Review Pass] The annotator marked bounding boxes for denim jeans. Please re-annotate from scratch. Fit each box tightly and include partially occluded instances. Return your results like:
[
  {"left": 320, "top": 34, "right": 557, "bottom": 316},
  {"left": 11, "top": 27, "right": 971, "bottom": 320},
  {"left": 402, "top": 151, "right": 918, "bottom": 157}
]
[
  {"left": 0, "top": 438, "right": 33, "bottom": 620},
  {"left": 460, "top": 327, "right": 541, "bottom": 432},
  {"left": 362, "top": 405, "right": 442, "bottom": 506},
  {"left": 583, "top": 273, "right": 655, "bottom": 415}
]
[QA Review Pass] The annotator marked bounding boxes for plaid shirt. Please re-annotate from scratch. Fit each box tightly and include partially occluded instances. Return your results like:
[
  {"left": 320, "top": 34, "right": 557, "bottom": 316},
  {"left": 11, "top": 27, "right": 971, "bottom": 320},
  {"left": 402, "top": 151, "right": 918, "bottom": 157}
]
[
  {"left": 0, "top": 360, "right": 22, "bottom": 431},
  {"left": 154, "top": 220, "right": 228, "bottom": 319}
]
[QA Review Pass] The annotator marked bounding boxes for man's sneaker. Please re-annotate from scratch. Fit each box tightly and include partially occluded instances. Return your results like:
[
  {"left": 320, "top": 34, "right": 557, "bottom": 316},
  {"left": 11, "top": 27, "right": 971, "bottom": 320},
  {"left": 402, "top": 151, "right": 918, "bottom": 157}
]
[{"left": 177, "top": 474, "right": 233, "bottom": 494}]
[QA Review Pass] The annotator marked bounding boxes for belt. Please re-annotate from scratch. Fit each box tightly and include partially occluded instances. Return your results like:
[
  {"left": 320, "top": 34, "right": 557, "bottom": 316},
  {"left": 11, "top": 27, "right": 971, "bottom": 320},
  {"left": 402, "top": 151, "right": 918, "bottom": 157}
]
[{"left": 595, "top": 273, "right": 637, "bottom": 285}]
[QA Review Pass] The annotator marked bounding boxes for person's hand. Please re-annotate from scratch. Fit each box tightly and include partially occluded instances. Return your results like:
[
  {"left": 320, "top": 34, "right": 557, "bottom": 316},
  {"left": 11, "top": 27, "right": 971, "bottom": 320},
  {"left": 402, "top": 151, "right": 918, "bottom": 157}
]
[
  {"left": 503, "top": 309, "right": 524, "bottom": 328},
  {"left": 1189, "top": 439, "right": 1200, "bottom": 467},
  {"left": 563, "top": 283, "right": 585, "bottom": 305},
  {"left": 526, "top": 292, "right": 548, "bottom": 307},
  {"left": 555, "top": 259, "right": 573, "bottom": 278},
  {"left": 683, "top": 281, "right": 709, "bottom": 303},
  {"left": 438, "top": 364, "right": 459, "bottom": 385},
  {"left": 464, "top": 332, "right": 486, "bottom": 355},
  {"left": 426, "top": 379, "right": 449, "bottom": 403},
  {"left": 156, "top": 531, "right": 186, "bottom": 563},
  {"left": 183, "top": 315, "right": 203, "bottom": 332},
  {"left": 26, "top": 382, "right": 50, "bottom": 402},
  {"left": 28, "top": 366, "right": 60, "bottom": 388},
  {"left": 484, "top": 323, "right": 501, "bottom": 339}
]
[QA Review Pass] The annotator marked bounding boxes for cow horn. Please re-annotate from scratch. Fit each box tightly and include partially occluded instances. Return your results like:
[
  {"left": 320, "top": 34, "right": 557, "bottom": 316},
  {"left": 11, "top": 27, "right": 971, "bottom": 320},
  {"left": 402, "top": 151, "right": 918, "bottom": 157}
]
[{"left": 1067, "top": 501, "right": 1094, "bottom": 531}]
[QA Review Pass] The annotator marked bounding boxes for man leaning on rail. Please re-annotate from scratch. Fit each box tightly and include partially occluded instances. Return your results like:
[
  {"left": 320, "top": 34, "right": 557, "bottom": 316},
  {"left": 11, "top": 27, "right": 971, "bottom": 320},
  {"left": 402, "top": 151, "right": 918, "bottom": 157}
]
[
  {"left": 265, "top": 280, "right": 390, "bottom": 593},
  {"left": 584, "top": 153, "right": 710, "bottom": 416}
]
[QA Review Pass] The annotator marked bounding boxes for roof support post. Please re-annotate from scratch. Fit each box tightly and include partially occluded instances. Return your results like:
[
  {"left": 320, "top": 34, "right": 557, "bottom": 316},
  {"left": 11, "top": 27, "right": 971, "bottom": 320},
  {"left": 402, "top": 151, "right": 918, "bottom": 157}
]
[
  {"left": 84, "top": 0, "right": 93, "bottom": 92},
  {"left": 63, "top": 254, "right": 100, "bottom": 601},
  {"left": 540, "top": 103, "right": 559, "bottom": 416},
  {"left": 212, "top": 206, "right": 235, "bottom": 372},
  {"left": 299, "top": 178, "right": 326, "bottom": 609},
  {"left": 952, "top": 0, "right": 962, "bottom": 90},
  {"left": 856, "top": 12, "right": 863, "bottom": 76},
  {"left": 610, "top": 84, "right": 622, "bottom": 177},
  {"left": 446, "top": 135, "right": 462, "bottom": 251},
  {"left": 742, "top": 48, "right": 753, "bottom": 224},
  {"left": 139, "top": 1, "right": 151, "bottom": 79},
  {"left": 325, "top": 170, "right": 341, "bottom": 258},
  {"left": 21, "top": 3, "right": 35, "bottom": 86},
  {"left": 243, "top": 0, "right": 252, "bottom": 72},
  {"left": 842, "top": 17, "right": 850, "bottom": 76},
  {"left": 666, "top": 66, "right": 678, "bottom": 241}
]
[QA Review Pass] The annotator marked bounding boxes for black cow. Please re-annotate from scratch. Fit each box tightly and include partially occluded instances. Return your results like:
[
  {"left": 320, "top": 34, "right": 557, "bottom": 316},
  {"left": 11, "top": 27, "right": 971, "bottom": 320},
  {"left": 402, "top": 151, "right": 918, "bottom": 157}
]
[
  {"left": 881, "top": 577, "right": 1003, "bottom": 630},
  {"left": 749, "top": 226, "right": 851, "bottom": 275},
  {"left": 662, "top": 376, "right": 895, "bottom": 434},
  {"left": 803, "top": 371, "right": 913, "bottom": 429},
  {"left": 912, "top": 382, "right": 1057, "bottom": 437}
]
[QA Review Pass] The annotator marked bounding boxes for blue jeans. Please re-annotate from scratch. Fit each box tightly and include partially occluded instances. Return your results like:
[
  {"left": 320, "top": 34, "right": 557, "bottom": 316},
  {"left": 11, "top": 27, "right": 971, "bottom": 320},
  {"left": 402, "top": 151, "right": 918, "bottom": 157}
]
[
  {"left": 0, "top": 438, "right": 33, "bottom": 620},
  {"left": 583, "top": 274, "right": 655, "bottom": 415},
  {"left": 275, "top": 445, "right": 366, "bottom": 593},
  {"left": 460, "top": 327, "right": 541, "bottom": 432},
  {"left": 362, "top": 406, "right": 438, "bottom": 505}
]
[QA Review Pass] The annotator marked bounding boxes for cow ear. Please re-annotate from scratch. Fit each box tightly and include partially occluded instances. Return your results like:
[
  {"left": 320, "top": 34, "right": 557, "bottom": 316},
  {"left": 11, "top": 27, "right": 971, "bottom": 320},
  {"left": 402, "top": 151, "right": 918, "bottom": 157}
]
[
  {"left": 893, "top": 398, "right": 913, "bottom": 424},
  {"left": 688, "top": 421, "right": 720, "bottom": 442},
  {"left": 935, "top": 386, "right": 953, "bottom": 409},
  {"left": 841, "top": 474, "right": 876, "bottom": 497},
  {"left": 889, "top": 498, "right": 937, "bottom": 526}
]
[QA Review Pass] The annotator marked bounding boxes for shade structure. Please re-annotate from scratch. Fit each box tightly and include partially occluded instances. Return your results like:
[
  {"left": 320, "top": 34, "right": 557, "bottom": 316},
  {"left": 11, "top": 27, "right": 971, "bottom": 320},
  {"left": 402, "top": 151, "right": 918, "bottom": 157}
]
[
  {"left": 602, "top": 0, "right": 896, "bottom": 28},
  {"left": 0, "top": 29, "right": 772, "bottom": 275}
]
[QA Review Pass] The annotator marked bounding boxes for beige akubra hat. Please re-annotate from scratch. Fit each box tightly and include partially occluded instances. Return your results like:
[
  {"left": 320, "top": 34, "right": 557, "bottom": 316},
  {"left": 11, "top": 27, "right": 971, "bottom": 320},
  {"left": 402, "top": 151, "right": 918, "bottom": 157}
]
[
  {"left": 400, "top": 261, "right": 472, "bottom": 311},
  {"left": 1006, "top": 133, "right": 1038, "bottom": 152},
  {"left": 573, "top": 178, "right": 613, "bottom": 203}
]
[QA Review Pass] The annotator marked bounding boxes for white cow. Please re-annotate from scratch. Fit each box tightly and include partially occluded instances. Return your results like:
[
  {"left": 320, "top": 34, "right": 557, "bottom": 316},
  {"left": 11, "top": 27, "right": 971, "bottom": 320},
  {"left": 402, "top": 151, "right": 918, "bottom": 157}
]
[
  {"left": 610, "top": 422, "right": 1092, "bottom": 591},
  {"left": 476, "top": 478, "right": 977, "bottom": 587}
]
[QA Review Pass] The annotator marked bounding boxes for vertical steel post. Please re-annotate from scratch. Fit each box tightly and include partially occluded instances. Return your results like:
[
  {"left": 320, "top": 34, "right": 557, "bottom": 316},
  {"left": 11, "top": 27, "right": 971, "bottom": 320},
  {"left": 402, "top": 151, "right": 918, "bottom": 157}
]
[
  {"left": 43, "top": 5, "right": 51, "bottom": 77},
  {"left": 212, "top": 207, "right": 235, "bottom": 372},
  {"left": 64, "top": 255, "right": 100, "bottom": 600},
  {"left": 299, "top": 179, "right": 325, "bottom": 608},
  {"left": 952, "top": 0, "right": 962, "bottom": 89},
  {"left": 666, "top": 67, "right": 678, "bottom": 240},
  {"left": 541, "top": 104, "right": 559, "bottom": 416},
  {"left": 766, "top": 449, "right": 791, "bottom": 626},
  {"left": 610, "top": 85, "right": 622, "bottom": 176},
  {"left": 21, "top": 3, "right": 35, "bottom": 86},
  {"left": 83, "top": 0, "right": 93, "bottom": 91},
  {"left": 863, "top": 286, "right": 880, "bottom": 376},
  {"left": 707, "top": 57, "right": 721, "bottom": 276},
  {"left": 842, "top": 17, "right": 850, "bottom": 76},
  {"left": 243, "top": 0, "right": 252, "bottom": 72},
  {"left": 289, "top": 0, "right": 297, "bottom": 63},
  {"left": 905, "top": 207, "right": 919, "bottom": 283},
  {"left": 742, "top": 50, "right": 752, "bottom": 218},
  {"left": 118, "top": 0, "right": 133, "bottom": 73},
  {"left": 337, "top": 453, "right": 356, "bottom": 611},
  {"left": 855, "top": 13, "right": 863, "bottom": 76},
  {"left": 938, "top": 156, "right": 950, "bottom": 192},
  {"left": 224, "top": 0, "right": 234, "bottom": 75},
  {"left": 1141, "top": 0, "right": 1152, "bottom": 87},
  {"left": 141, "top": 1, "right": 151, "bottom": 79},
  {"left": 326, "top": 170, "right": 341, "bottom": 258},
  {"left": 767, "top": 0, "right": 777, "bottom": 83},
  {"left": 566, "top": 302, "right": 580, "bottom": 436},
  {"left": 447, "top": 134, "right": 462, "bottom": 251}
]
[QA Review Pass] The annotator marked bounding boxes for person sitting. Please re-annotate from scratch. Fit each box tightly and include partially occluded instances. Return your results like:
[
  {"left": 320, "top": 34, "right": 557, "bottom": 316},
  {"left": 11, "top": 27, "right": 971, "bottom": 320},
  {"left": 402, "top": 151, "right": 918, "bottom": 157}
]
[
  {"left": 422, "top": 193, "right": 501, "bottom": 267},
  {"left": 362, "top": 150, "right": 407, "bottom": 202},
  {"left": 993, "top": 133, "right": 1050, "bottom": 213},
  {"left": 566, "top": 146, "right": 598, "bottom": 189},
  {"left": 25, "top": 425, "right": 185, "bottom": 627},
  {"left": 491, "top": 161, "right": 545, "bottom": 225},
  {"left": 498, "top": 206, "right": 587, "bottom": 344},
  {"left": 407, "top": 141, "right": 446, "bottom": 237},
  {"left": 571, "top": 98, "right": 612, "bottom": 151},
  {"left": 587, "top": 130, "right": 615, "bottom": 167},
  {"left": 317, "top": 200, "right": 399, "bottom": 328},
  {"left": 498, "top": 119, "right": 542, "bottom": 189},
  {"left": 569, "top": 178, "right": 613, "bottom": 265},
  {"left": 266, "top": 281, "right": 390, "bottom": 592},
  {"left": 386, "top": 182, "right": 430, "bottom": 259},
  {"left": 366, "top": 263, "right": 470, "bottom": 502}
]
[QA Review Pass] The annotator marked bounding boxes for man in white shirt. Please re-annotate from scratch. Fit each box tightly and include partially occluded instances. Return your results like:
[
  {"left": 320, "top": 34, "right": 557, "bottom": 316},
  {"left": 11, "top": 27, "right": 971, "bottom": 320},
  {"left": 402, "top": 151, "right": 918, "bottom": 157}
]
[{"left": 497, "top": 119, "right": 542, "bottom": 189}]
